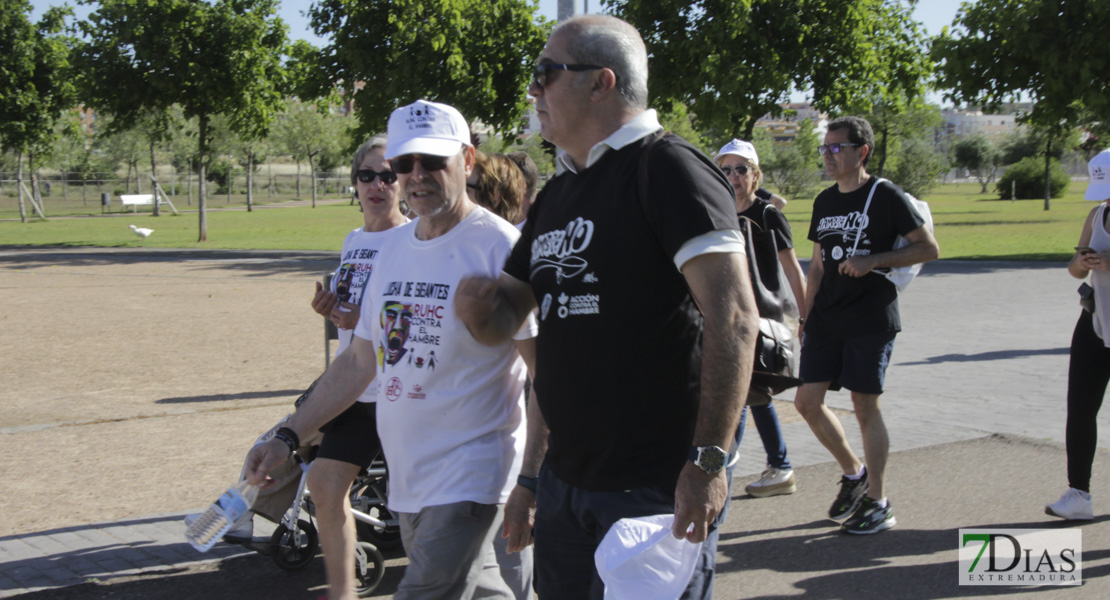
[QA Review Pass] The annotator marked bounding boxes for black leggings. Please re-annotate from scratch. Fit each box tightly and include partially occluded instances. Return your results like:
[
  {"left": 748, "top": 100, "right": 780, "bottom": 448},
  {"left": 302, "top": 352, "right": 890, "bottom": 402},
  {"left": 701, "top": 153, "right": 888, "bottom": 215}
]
[{"left": 1066, "top": 311, "right": 1110, "bottom": 492}]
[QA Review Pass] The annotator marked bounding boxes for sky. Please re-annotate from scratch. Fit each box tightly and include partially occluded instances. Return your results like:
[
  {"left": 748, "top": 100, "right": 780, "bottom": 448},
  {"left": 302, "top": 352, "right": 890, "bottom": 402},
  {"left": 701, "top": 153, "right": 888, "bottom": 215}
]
[{"left": 30, "top": 0, "right": 971, "bottom": 104}]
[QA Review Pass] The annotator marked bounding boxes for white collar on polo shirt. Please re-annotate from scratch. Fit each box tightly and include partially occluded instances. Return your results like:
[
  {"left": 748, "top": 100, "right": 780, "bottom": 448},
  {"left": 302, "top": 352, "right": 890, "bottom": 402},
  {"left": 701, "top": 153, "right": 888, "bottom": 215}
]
[{"left": 555, "top": 109, "right": 661, "bottom": 175}]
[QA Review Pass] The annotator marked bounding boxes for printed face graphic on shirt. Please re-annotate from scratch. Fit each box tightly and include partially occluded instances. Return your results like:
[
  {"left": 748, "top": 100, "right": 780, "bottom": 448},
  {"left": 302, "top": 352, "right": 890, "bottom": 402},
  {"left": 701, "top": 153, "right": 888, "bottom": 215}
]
[
  {"left": 380, "top": 301, "right": 412, "bottom": 366},
  {"left": 335, "top": 263, "right": 355, "bottom": 302}
]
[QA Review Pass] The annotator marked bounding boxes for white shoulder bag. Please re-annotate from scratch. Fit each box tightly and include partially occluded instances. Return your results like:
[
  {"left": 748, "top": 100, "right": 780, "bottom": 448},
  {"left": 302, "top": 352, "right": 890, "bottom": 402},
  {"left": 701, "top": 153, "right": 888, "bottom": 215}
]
[{"left": 851, "top": 178, "right": 934, "bottom": 293}]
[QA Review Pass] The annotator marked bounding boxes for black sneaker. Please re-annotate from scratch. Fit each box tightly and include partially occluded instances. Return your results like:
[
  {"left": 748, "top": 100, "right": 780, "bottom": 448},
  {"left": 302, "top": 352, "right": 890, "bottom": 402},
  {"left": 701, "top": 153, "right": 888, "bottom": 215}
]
[
  {"left": 828, "top": 468, "right": 869, "bottom": 520},
  {"left": 841, "top": 497, "right": 896, "bottom": 535}
]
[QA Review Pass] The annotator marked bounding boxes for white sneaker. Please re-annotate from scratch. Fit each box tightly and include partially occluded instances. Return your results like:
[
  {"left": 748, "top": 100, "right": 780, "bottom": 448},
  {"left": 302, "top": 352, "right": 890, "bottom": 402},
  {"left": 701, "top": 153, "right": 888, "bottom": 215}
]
[
  {"left": 745, "top": 467, "right": 797, "bottom": 498},
  {"left": 1045, "top": 488, "right": 1093, "bottom": 521}
]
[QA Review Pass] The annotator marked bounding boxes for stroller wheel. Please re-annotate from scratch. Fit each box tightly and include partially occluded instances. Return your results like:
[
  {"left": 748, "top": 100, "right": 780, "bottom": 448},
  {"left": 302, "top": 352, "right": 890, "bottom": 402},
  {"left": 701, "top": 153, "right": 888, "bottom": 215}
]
[
  {"left": 271, "top": 519, "right": 318, "bottom": 571},
  {"left": 353, "top": 480, "right": 402, "bottom": 551},
  {"left": 354, "top": 541, "right": 385, "bottom": 597}
]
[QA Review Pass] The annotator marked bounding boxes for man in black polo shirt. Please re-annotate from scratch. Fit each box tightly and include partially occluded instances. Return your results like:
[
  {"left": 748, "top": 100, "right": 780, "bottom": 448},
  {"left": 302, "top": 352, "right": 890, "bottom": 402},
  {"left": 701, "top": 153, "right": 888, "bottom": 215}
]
[{"left": 455, "top": 14, "right": 758, "bottom": 599}]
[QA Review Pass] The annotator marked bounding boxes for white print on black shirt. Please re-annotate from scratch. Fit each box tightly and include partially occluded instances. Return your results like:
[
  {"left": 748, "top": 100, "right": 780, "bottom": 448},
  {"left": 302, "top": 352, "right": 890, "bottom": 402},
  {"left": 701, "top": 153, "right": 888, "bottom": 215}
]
[
  {"left": 817, "top": 211, "right": 873, "bottom": 262},
  {"left": 531, "top": 217, "right": 594, "bottom": 283}
]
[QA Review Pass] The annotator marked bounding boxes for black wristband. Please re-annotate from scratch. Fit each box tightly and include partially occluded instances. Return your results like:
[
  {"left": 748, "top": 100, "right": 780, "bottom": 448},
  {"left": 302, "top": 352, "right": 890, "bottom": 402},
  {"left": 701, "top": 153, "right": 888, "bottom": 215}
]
[
  {"left": 274, "top": 427, "right": 299, "bottom": 455},
  {"left": 516, "top": 474, "right": 538, "bottom": 493}
]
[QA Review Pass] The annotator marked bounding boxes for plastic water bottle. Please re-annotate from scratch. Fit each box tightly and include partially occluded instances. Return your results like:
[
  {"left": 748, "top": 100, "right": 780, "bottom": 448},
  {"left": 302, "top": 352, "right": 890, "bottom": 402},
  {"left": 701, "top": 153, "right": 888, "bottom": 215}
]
[{"left": 185, "top": 480, "right": 259, "bottom": 552}]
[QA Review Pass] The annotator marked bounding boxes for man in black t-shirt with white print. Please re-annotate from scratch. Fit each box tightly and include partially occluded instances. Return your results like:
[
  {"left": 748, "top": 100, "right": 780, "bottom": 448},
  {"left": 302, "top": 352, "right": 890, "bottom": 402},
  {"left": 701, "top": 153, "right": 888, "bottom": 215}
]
[
  {"left": 795, "top": 116, "right": 939, "bottom": 535},
  {"left": 455, "top": 15, "right": 759, "bottom": 599}
]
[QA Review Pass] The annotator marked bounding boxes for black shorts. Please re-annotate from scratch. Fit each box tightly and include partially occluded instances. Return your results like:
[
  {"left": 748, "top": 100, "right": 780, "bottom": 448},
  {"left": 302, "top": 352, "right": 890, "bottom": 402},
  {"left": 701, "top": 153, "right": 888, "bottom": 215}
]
[
  {"left": 316, "top": 401, "right": 381, "bottom": 470},
  {"left": 799, "top": 326, "right": 896, "bottom": 395}
]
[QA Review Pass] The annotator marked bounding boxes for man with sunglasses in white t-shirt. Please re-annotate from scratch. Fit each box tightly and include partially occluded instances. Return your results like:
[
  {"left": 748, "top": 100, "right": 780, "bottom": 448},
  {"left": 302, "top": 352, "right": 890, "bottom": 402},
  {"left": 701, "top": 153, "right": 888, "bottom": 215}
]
[{"left": 248, "top": 99, "right": 537, "bottom": 600}]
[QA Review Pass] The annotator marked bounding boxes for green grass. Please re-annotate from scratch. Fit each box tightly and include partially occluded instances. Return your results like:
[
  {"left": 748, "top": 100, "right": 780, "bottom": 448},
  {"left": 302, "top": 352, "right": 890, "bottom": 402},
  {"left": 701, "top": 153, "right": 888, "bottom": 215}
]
[
  {"left": 780, "top": 181, "right": 1094, "bottom": 262},
  {"left": 0, "top": 200, "right": 362, "bottom": 251},
  {"left": 1, "top": 181, "right": 1099, "bottom": 261}
]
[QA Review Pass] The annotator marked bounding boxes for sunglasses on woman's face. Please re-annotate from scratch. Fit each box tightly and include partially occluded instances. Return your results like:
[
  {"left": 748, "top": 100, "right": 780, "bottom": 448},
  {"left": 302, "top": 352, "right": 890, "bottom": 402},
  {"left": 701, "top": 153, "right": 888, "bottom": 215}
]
[
  {"left": 389, "top": 154, "right": 450, "bottom": 174},
  {"left": 355, "top": 169, "right": 398, "bottom": 185},
  {"left": 720, "top": 165, "right": 750, "bottom": 177}
]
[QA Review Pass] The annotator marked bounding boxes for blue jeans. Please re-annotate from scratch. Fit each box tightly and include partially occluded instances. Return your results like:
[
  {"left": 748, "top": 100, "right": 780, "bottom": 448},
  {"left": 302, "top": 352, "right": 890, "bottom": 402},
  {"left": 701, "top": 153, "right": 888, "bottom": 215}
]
[
  {"left": 533, "top": 468, "right": 718, "bottom": 600},
  {"left": 735, "top": 403, "right": 792, "bottom": 470}
]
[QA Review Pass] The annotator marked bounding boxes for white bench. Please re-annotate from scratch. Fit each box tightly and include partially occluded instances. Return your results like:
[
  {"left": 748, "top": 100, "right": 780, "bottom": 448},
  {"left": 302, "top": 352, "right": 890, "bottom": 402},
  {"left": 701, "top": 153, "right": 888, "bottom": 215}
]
[{"left": 119, "top": 194, "right": 162, "bottom": 212}]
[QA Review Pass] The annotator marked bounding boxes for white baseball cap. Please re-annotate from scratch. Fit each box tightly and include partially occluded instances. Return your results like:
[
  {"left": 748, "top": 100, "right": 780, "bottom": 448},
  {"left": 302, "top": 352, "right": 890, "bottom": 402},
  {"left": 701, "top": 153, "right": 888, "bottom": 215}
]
[
  {"left": 1085, "top": 149, "right": 1110, "bottom": 201},
  {"left": 713, "top": 139, "right": 759, "bottom": 168},
  {"left": 386, "top": 99, "right": 471, "bottom": 159}
]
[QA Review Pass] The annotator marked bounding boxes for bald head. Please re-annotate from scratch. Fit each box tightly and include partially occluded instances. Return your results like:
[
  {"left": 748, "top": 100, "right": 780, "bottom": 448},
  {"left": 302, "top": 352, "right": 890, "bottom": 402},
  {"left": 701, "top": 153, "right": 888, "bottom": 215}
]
[{"left": 552, "top": 15, "right": 648, "bottom": 109}]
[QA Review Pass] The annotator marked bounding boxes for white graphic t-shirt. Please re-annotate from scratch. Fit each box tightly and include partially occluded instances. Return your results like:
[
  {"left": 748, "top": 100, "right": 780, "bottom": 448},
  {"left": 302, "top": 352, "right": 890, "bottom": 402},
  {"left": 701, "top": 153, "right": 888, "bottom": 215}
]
[
  {"left": 332, "top": 225, "right": 406, "bottom": 403},
  {"left": 353, "top": 207, "right": 537, "bottom": 512}
]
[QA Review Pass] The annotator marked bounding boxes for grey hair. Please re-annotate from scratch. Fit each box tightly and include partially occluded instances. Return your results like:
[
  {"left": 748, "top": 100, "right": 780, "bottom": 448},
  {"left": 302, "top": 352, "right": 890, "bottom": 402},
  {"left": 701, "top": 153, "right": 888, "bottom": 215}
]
[
  {"left": 350, "top": 135, "right": 389, "bottom": 186},
  {"left": 557, "top": 15, "right": 648, "bottom": 109}
]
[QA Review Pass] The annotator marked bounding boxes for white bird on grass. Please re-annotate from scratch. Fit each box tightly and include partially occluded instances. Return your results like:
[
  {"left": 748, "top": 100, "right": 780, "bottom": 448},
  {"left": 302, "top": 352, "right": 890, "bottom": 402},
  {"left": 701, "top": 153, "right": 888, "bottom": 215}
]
[{"left": 129, "top": 224, "right": 154, "bottom": 239}]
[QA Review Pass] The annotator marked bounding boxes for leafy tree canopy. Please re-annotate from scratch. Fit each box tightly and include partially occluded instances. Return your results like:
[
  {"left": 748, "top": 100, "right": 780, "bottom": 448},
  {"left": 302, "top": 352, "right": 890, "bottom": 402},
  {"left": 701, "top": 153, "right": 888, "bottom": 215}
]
[
  {"left": 933, "top": 0, "right": 1110, "bottom": 131},
  {"left": 604, "top": 0, "right": 932, "bottom": 139},
  {"left": 0, "top": 1, "right": 76, "bottom": 156},
  {"left": 306, "top": 0, "right": 548, "bottom": 137}
]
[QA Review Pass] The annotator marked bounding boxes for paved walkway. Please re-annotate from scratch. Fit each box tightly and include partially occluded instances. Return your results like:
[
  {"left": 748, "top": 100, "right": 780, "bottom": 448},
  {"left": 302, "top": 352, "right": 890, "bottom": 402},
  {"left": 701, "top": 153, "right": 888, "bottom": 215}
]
[{"left": 2, "top": 255, "right": 1109, "bottom": 598}]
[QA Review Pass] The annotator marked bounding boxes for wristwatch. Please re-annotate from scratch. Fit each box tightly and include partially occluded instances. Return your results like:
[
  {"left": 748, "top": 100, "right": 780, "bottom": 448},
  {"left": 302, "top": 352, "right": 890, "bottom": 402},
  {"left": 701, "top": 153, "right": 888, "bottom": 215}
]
[{"left": 688, "top": 445, "right": 730, "bottom": 475}]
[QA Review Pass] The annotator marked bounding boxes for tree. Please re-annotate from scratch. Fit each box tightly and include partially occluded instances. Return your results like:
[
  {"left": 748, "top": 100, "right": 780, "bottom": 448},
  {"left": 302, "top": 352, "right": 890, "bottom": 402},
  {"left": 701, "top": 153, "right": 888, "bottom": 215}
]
[
  {"left": 0, "top": 2, "right": 76, "bottom": 222},
  {"left": 306, "top": 0, "right": 546, "bottom": 138},
  {"left": 274, "top": 100, "right": 351, "bottom": 207},
  {"left": 952, "top": 134, "right": 1002, "bottom": 193},
  {"left": 763, "top": 119, "right": 822, "bottom": 199},
  {"left": 933, "top": 0, "right": 1110, "bottom": 210},
  {"left": 605, "top": 0, "right": 932, "bottom": 139},
  {"left": 886, "top": 134, "right": 946, "bottom": 198},
  {"left": 76, "top": 0, "right": 289, "bottom": 240}
]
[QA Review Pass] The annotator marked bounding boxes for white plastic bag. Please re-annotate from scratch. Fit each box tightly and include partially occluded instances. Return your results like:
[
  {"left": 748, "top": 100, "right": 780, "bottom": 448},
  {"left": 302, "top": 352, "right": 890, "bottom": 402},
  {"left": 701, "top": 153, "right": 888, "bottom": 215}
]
[{"left": 594, "top": 514, "right": 703, "bottom": 600}]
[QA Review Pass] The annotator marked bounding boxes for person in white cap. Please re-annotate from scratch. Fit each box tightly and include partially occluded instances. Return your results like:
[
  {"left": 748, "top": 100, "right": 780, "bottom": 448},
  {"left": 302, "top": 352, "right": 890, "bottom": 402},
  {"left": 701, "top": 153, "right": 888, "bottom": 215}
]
[
  {"left": 1045, "top": 148, "right": 1110, "bottom": 521},
  {"left": 455, "top": 15, "right": 759, "bottom": 600},
  {"left": 247, "top": 99, "right": 536, "bottom": 600},
  {"left": 714, "top": 138, "right": 804, "bottom": 499}
]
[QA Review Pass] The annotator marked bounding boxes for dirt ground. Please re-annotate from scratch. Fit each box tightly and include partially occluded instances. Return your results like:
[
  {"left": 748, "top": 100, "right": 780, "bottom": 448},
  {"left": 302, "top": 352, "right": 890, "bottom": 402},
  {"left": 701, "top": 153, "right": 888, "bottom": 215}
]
[
  {"left": 0, "top": 246, "right": 806, "bottom": 540},
  {"left": 0, "top": 248, "right": 337, "bottom": 538}
]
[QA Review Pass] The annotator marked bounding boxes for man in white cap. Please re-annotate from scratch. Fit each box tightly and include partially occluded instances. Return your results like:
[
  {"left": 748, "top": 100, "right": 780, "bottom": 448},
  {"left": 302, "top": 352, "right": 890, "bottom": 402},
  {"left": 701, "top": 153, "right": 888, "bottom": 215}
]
[{"left": 247, "top": 99, "right": 536, "bottom": 600}]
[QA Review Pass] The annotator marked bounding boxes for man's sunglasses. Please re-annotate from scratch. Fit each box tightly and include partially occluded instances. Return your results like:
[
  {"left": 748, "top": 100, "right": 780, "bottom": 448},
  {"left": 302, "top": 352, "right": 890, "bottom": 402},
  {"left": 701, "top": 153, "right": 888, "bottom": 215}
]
[
  {"left": 720, "top": 165, "right": 751, "bottom": 177},
  {"left": 532, "top": 63, "right": 603, "bottom": 89},
  {"left": 817, "top": 143, "right": 861, "bottom": 155},
  {"left": 355, "top": 169, "right": 398, "bottom": 185},
  {"left": 390, "top": 155, "right": 450, "bottom": 174}
]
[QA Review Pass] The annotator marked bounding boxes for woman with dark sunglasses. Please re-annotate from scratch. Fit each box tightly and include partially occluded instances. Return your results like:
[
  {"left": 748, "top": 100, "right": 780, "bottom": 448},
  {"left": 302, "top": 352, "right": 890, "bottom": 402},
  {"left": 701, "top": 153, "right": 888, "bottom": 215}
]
[
  {"left": 306, "top": 136, "right": 408, "bottom": 600},
  {"left": 714, "top": 138, "right": 806, "bottom": 499}
]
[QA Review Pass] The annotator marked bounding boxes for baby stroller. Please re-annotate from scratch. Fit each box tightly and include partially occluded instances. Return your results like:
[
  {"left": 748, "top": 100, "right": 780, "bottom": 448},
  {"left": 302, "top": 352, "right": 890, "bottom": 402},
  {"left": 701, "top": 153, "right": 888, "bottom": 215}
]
[{"left": 235, "top": 418, "right": 401, "bottom": 597}]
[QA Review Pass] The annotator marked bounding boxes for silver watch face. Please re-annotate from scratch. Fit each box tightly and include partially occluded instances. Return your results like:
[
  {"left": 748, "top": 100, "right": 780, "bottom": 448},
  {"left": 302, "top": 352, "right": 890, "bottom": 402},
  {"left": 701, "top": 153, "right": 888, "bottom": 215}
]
[{"left": 696, "top": 446, "right": 728, "bottom": 474}]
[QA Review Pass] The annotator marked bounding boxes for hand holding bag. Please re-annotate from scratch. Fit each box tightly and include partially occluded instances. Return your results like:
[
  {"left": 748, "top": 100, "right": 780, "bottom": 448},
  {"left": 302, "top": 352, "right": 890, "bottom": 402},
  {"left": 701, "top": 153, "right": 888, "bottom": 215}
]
[{"left": 852, "top": 178, "right": 934, "bottom": 293}]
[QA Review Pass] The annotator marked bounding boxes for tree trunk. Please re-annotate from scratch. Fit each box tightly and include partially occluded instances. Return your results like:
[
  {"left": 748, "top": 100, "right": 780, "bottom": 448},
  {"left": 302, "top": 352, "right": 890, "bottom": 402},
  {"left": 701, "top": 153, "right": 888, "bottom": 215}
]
[
  {"left": 125, "top": 160, "right": 132, "bottom": 194},
  {"left": 1044, "top": 137, "right": 1052, "bottom": 211},
  {"left": 188, "top": 157, "right": 193, "bottom": 206},
  {"left": 875, "top": 126, "right": 889, "bottom": 177},
  {"left": 309, "top": 153, "right": 318, "bottom": 208},
  {"left": 296, "top": 160, "right": 302, "bottom": 197},
  {"left": 16, "top": 152, "right": 26, "bottom": 224},
  {"left": 197, "top": 115, "right": 209, "bottom": 242},
  {"left": 246, "top": 151, "right": 254, "bottom": 212},
  {"left": 268, "top": 160, "right": 273, "bottom": 199},
  {"left": 30, "top": 151, "right": 43, "bottom": 216},
  {"left": 151, "top": 140, "right": 160, "bottom": 217}
]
